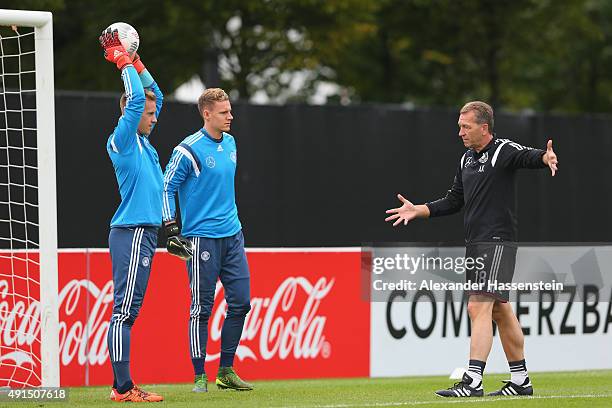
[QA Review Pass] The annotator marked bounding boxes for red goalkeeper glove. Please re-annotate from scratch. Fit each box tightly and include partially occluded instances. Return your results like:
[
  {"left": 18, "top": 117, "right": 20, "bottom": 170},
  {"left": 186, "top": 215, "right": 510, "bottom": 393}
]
[
  {"left": 131, "top": 53, "right": 146, "bottom": 74},
  {"left": 99, "top": 28, "right": 132, "bottom": 71}
]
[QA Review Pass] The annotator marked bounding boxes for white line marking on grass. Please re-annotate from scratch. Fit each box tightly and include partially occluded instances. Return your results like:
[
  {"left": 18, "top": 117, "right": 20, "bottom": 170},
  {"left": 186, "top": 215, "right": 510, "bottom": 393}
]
[{"left": 274, "top": 393, "right": 612, "bottom": 408}]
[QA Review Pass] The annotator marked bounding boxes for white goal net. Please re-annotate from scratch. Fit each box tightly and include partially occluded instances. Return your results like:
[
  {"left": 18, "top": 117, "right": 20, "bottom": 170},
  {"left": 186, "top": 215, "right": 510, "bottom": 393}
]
[{"left": 0, "top": 10, "right": 58, "bottom": 388}]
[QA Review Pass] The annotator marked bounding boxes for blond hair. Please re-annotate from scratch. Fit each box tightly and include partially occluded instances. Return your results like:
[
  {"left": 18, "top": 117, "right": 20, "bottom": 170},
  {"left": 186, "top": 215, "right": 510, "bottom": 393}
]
[
  {"left": 198, "top": 88, "right": 229, "bottom": 116},
  {"left": 120, "top": 89, "right": 156, "bottom": 111},
  {"left": 460, "top": 101, "right": 494, "bottom": 132}
]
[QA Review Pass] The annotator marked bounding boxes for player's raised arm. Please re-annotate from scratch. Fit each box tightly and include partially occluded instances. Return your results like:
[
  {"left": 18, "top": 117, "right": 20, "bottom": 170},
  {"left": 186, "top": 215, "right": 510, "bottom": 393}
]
[
  {"left": 132, "top": 53, "right": 164, "bottom": 120},
  {"left": 100, "top": 28, "right": 144, "bottom": 154},
  {"left": 162, "top": 145, "right": 197, "bottom": 260}
]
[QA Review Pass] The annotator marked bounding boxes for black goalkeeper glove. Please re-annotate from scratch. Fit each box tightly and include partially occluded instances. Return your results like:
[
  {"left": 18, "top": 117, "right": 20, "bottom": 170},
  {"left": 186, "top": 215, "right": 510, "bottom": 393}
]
[{"left": 164, "top": 220, "right": 194, "bottom": 260}]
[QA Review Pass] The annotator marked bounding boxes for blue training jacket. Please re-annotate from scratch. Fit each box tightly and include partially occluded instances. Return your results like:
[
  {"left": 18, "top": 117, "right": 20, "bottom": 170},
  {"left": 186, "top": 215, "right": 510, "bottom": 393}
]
[
  {"left": 107, "top": 65, "right": 164, "bottom": 227},
  {"left": 162, "top": 129, "right": 241, "bottom": 238}
]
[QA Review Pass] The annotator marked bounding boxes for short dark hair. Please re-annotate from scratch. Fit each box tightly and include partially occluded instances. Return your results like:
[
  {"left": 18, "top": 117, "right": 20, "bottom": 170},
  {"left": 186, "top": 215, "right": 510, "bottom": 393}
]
[
  {"left": 460, "top": 101, "right": 494, "bottom": 132},
  {"left": 120, "top": 89, "right": 156, "bottom": 111}
]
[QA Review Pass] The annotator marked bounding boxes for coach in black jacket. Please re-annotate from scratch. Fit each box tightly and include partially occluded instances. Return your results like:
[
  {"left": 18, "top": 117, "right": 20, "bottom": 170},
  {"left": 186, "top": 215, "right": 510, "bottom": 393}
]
[{"left": 385, "top": 101, "right": 558, "bottom": 398}]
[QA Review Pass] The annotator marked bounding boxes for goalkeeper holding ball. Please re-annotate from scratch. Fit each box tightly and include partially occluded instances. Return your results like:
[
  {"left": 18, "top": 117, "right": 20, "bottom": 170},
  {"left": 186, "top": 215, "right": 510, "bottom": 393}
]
[
  {"left": 162, "top": 88, "right": 253, "bottom": 393},
  {"left": 99, "top": 27, "right": 164, "bottom": 402}
]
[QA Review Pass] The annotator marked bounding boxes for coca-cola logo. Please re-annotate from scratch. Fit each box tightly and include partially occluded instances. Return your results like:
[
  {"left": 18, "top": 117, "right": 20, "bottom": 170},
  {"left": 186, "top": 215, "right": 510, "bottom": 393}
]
[
  {"left": 58, "top": 279, "right": 114, "bottom": 367},
  {"left": 0, "top": 278, "right": 114, "bottom": 368},
  {"left": 208, "top": 276, "right": 334, "bottom": 362},
  {"left": 0, "top": 275, "right": 335, "bottom": 369},
  {"left": 0, "top": 280, "right": 41, "bottom": 368}
]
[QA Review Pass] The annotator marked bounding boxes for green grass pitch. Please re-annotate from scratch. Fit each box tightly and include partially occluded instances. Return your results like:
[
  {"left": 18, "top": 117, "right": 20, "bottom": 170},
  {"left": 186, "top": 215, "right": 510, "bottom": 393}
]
[{"left": 8, "top": 370, "right": 612, "bottom": 407}]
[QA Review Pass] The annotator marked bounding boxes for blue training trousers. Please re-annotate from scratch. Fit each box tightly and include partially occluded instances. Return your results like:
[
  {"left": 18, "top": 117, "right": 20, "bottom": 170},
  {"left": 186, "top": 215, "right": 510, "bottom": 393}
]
[
  {"left": 187, "top": 230, "right": 251, "bottom": 366},
  {"left": 107, "top": 226, "right": 158, "bottom": 363}
]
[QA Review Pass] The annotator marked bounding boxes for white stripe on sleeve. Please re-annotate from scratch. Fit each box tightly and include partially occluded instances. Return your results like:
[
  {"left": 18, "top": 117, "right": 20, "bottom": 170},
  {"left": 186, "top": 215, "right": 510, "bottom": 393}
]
[
  {"left": 162, "top": 151, "right": 185, "bottom": 220},
  {"left": 175, "top": 145, "right": 200, "bottom": 177},
  {"left": 492, "top": 140, "right": 509, "bottom": 167}
]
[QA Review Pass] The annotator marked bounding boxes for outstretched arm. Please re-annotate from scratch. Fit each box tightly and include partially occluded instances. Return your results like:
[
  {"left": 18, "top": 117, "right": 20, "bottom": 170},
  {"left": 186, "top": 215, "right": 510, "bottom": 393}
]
[
  {"left": 496, "top": 138, "right": 558, "bottom": 176},
  {"left": 425, "top": 161, "right": 464, "bottom": 217}
]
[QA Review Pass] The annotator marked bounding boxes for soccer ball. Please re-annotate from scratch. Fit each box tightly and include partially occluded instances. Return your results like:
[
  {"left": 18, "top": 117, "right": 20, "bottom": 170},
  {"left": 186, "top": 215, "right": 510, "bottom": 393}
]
[{"left": 106, "top": 22, "right": 139, "bottom": 56}]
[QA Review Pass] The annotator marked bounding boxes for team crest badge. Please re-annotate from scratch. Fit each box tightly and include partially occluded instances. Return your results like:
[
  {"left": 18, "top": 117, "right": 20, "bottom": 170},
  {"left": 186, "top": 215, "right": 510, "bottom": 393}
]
[
  {"left": 142, "top": 257, "right": 150, "bottom": 267},
  {"left": 230, "top": 151, "right": 237, "bottom": 163},
  {"left": 205, "top": 156, "right": 216, "bottom": 168},
  {"left": 478, "top": 152, "right": 489, "bottom": 164},
  {"left": 201, "top": 251, "right": 210, "bottom": 261}
]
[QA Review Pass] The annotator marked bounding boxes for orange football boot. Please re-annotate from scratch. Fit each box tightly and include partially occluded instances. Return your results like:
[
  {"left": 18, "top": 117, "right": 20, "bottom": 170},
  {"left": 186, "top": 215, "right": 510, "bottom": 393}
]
[
  {"left": 133, "top": 385, "right": 162, "bottom": 398},
  {"left": 109, "top": 385, "right": 163, "bottom": 402}
]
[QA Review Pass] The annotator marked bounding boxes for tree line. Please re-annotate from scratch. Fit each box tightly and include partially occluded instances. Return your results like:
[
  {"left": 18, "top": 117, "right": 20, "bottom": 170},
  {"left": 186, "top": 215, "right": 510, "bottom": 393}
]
[{"left": 8, "top": 0, "right": 612, "bottom": 112}]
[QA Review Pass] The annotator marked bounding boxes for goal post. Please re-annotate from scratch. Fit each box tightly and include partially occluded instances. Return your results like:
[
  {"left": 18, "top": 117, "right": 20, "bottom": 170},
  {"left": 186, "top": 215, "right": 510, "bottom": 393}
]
[{"left": 0, "top": 9, "right": 58, "bottom": 388}]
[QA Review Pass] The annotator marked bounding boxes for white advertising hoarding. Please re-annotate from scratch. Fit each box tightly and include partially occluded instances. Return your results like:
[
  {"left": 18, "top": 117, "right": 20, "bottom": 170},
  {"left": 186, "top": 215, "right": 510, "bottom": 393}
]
[{"left": 369, "top": 246, "right": 612, "bottom": 377}]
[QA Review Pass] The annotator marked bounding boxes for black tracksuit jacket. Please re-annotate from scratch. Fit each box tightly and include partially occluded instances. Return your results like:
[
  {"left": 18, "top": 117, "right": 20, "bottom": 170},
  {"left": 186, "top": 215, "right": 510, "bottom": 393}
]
[{"left": 426, "top": 137, "right": 547, "bottom": 243}]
